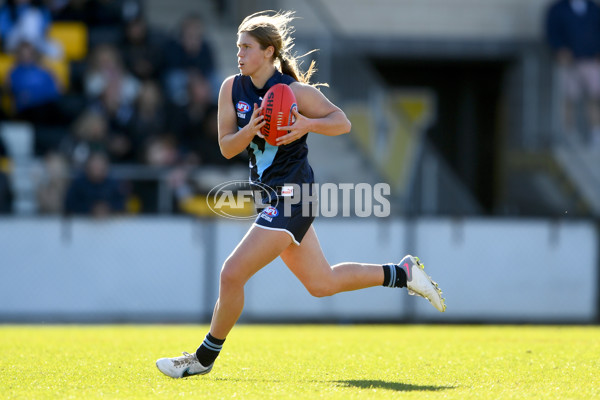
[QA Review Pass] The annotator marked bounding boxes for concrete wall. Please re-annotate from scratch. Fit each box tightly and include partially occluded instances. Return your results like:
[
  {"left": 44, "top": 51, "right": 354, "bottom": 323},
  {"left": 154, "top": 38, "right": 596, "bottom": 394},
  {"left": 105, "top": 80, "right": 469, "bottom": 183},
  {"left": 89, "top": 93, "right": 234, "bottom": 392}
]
[{"left": 0, "top": 217, "right": 597, "bottom": 323}]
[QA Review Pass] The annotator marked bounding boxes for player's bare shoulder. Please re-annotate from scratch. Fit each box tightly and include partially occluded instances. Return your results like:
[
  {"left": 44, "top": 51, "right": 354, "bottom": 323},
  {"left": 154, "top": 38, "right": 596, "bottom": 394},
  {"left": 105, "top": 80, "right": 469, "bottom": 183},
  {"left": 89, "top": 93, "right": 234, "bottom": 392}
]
[
  {"left": 288, "top": 81, "right": 318, "bottom": 101},
  {"left": 218, "top": 75, "right": 238, "bottom": 113},
  {"left": 289, "top": 81, "right": 340, "bottom": 119},
  {"left": 219, "top": 75, "right": 237, "bottom": 96}
]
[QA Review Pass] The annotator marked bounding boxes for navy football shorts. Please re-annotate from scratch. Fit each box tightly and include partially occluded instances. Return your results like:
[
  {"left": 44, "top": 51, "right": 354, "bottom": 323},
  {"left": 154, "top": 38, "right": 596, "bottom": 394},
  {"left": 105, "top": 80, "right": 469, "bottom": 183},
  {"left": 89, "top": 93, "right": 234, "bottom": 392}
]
[{"left": 254, "top": 200, "right": 316, "bottom": 245}]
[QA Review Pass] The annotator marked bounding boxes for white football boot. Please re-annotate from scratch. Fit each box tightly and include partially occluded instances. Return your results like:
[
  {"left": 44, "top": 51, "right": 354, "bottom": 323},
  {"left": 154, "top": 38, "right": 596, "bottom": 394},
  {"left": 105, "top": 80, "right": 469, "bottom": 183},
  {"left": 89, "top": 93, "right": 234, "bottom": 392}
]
[
  {"left": 400, "top": 255, "right": 446, "bottom": 312},
  {"left": 156, "top": 352, "right": 213, "bottom": 378}
]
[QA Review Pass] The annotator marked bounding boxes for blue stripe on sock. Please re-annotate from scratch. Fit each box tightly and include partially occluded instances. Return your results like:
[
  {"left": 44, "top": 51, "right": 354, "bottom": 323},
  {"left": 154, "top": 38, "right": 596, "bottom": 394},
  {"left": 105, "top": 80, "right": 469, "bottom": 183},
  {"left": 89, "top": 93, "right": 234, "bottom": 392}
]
[{"left": 203, "top": 339, "right": 223, "bottom": 352}]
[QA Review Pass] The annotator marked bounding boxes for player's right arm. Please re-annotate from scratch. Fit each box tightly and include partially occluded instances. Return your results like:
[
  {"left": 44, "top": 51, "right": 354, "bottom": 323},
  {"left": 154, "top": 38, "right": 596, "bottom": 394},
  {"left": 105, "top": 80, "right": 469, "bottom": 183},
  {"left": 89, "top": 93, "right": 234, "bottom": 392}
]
[{"left": 218, "top": 76, "right": 266, "bottom": 159}]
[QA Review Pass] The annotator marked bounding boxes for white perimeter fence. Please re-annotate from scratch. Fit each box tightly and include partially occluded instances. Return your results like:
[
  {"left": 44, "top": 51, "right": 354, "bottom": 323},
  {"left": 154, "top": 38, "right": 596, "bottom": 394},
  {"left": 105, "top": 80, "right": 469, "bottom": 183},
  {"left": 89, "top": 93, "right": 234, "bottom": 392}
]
[{"left": 0, "top": 217, "right": 597, "bottom": 323}]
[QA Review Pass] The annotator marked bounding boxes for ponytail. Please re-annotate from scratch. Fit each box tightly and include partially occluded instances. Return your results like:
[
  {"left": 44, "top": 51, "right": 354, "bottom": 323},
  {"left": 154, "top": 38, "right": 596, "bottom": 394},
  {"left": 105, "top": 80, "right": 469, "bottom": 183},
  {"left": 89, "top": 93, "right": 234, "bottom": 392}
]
[{"left": 278, "top": 54, "right": 318, "bottom": 85}]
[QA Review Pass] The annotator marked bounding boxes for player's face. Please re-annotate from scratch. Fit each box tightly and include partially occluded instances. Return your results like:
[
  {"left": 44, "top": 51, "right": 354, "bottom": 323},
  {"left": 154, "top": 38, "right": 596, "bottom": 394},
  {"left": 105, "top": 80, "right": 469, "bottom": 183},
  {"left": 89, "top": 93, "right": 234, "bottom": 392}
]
[{"left": 236, "top": 32, "right": 271, "bottom": 76}]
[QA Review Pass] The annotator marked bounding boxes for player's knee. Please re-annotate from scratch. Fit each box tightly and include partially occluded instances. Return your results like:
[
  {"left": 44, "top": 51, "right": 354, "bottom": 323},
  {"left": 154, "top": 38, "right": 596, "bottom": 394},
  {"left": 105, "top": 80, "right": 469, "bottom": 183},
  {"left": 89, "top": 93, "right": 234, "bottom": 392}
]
[
  {"left": 306, "top": 280, "right": 336, "bottom": 298},
  {"left": 219, "top": 258, "right": 245, "bottom": 289}
]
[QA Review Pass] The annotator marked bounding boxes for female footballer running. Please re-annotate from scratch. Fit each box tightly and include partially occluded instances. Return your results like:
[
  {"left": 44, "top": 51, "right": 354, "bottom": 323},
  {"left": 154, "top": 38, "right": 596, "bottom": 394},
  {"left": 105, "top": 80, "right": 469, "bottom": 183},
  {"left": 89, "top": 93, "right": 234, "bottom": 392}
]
[{"left": 157, "top": 10, "right": 445, "bottom": 378}]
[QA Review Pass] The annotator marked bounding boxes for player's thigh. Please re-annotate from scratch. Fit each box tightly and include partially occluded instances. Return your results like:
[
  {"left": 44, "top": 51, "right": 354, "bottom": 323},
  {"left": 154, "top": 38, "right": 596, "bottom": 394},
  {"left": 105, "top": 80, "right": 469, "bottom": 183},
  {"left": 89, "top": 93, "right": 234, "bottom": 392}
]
[
  {"left": 222, "top": 224, "right": 293, "bottom": 284},
  {"left": 280, "top": 225, "right": 332, "bottom": 285}
]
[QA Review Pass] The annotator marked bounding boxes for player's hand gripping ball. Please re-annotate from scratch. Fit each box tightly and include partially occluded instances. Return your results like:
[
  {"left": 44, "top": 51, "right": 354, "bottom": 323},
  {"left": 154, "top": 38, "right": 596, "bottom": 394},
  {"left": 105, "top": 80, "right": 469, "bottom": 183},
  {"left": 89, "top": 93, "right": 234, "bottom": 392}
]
[{"left": 259, "top": 83, "right": 297, "bottom": 146}]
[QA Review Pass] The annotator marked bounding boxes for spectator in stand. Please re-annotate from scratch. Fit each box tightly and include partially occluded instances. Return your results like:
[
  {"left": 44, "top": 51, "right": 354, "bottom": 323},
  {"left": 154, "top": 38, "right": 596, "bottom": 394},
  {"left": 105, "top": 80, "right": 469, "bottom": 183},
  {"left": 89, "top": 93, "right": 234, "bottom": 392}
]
[
  {"left": 195, "top": 103, "right": 233, "bottom": 166},
  {"left": 84, "top": 43, "right": 140, "bottom": 106},
  {"left": 50, "top": 0, "right": 130, "bottom": 27},
  {"left": 163, "top": 14, "right": 216, "bottom": 105},
  {"left": 63, "top": 110, "right": 110, "bottom": 167},
  {"left": 66, "top": 107, "right": 135, "bottom": 166},
  {"left": 120, "top": 14, "right": 165, "bottom": 81},
  {"left": 46, "top": 0, "right": 89, "bottom": 22},
  {"left": 7, "top": 38, "right": 63, "bottom": 125},
  {"left": 144, "top": 134, "right": 178, "bottom": 167},
  {"left": 64, "top": 150, "right": 126, "bottom": 217},
  {"left": 51, "top": 0, "right": 142, "bottom": 50},
  {"left": 127, "top": 80, "right": 167, "bottom": 162},
  {"left": 0, "top": 0, "right": 62, "bottom": 58},
  {"left": 90, "top": 81, "right": 136, "bottom": 162},
  {"left": 169, "top": 70, "right": 218, "bottom": 165},
  {"left": 35, "top": 151, "right": 69, "bottom": 214},
  {"left": 87, "top": 0, "right": 138, "bottom": 27},
  {"left": 84, "top": 44, "right": 140, "bottom": 162},
  {"left": 0, "top": 0, "right": 51, "bottom": 38},
  {"left": 546, "top": 0, "right": 600, "bottom": 145}
]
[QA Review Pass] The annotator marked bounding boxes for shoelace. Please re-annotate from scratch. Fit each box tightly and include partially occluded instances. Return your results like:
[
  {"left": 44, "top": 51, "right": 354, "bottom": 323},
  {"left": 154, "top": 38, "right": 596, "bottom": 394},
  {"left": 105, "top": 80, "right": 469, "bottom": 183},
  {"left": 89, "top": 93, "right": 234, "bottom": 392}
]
[{"left": 172, "top": 352, "right": 198, "bottom": 368}]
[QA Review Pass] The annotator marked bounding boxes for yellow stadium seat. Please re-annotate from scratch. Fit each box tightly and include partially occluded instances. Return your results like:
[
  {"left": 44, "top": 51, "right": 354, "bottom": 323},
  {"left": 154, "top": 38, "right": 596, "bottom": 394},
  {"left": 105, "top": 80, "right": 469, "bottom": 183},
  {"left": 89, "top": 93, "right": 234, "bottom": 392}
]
[
  {"left": 0, "top": 54, "right": 15, "bottom": 115},
  {"left": 42, "top": 57, "right": 69, "bottom": 90},
  {"left": 0, "top": 156, "right": 10, "bottom": 173},
  {"left": 47, "top": 22, "right": 88, "bottom": 61},
  {"left": 1, "top": 94, "right": 14, "bottom": 117},
  {"left": 0, "top": 53, "right": 15, "bottom": 86},
  {"left": 180, "top": 195, "right": 256, "bottom": 218}
]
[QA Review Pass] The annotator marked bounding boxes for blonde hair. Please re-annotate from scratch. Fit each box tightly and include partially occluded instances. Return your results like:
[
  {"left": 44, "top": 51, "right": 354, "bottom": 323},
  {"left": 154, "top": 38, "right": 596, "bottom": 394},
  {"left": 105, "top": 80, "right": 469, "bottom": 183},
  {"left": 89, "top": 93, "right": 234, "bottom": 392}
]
[{"left": 238, "top": 10, "right": 322, "bottom": 85}]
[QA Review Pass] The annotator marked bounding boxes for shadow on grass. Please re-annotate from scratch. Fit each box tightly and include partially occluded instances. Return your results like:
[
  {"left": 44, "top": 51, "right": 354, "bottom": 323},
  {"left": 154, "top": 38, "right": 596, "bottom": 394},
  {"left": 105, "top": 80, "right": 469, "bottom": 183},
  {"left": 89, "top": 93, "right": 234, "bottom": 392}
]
[
  {"left": 210, "top": 377, "right": 455, "bottom": 392},
  {"left": 334, "top": 379, "right": 455, "bottom": 392}
]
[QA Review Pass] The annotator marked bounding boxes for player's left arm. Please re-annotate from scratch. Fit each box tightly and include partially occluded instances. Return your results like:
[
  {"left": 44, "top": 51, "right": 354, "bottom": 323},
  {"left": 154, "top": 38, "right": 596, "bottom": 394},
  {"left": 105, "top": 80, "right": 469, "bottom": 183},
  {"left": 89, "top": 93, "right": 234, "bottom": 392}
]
[{"left": 276, "top": 82, "right": 351, "bottom": 145}]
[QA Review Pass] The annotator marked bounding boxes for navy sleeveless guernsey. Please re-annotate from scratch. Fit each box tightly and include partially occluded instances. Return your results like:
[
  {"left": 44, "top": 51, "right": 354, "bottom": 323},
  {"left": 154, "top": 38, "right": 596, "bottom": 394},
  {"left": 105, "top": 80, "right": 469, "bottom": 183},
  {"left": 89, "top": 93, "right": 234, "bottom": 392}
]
[{"left": 231, "top": 70, "right": 314, "bottom": 188}]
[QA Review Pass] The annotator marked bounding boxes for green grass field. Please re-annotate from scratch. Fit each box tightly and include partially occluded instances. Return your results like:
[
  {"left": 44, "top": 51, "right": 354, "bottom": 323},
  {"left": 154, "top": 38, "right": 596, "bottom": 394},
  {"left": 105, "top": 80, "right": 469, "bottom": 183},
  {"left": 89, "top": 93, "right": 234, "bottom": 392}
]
[{"left": 1, "top": 324, "right": 598, "bottom": 399}]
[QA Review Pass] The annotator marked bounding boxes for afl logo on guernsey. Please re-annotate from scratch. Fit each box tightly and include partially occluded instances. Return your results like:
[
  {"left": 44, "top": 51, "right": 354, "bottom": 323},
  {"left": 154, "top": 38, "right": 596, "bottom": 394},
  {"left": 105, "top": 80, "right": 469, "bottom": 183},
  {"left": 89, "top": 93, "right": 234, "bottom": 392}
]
[
  {"left": 236, "top": 101, "right": 251, "bottom": 119},
  {"left": 237, "top": 101, "right": 251, "bottom": 113},
  {"left": 263, "top": 206, "right": 278, "bottom": 217},
  {"left": 259, "top": 206, "right": 278, "bottom": 222}
]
